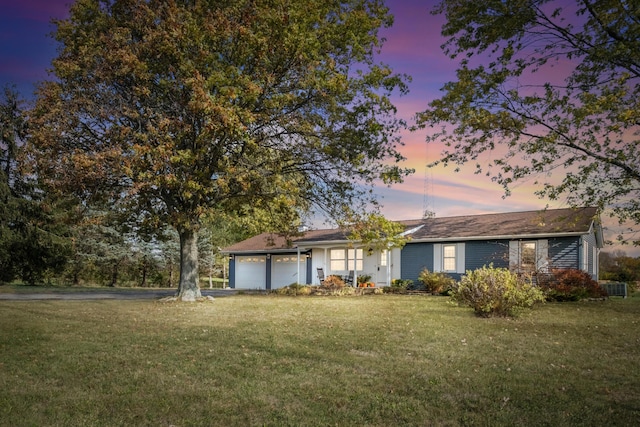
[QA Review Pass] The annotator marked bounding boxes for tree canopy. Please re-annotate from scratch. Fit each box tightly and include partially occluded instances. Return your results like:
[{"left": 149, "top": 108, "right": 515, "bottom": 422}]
[
  {"left": 418, "top": 0, "right": 640, "bottom": 244},
  {"left": 31, "top": 0, "right": 411, "bottom": 300},
  {"left": 1, "top": 85, "right": 72, "bottom": 284}
]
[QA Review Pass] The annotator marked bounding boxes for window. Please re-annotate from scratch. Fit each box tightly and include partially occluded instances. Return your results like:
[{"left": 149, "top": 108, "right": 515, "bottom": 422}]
[
  {"left": 442, "top": 244, "right": 456, "bottom": 271},
  {"left": 521, "top": 242, "right": 537, "bottom": 267},
  {"left": 509, "top": 240, "right": 548, "bottom": 273},
  {"left": 330, "top": 248, "right": 363, "bottom": 272},
  {"left": 347, "top": 248, "right": 363, "bottom": 271},
  {"left": 434, "top": 243, "right": 465, "bottom": 273},
  {"left": 330, "top": 249, "right": 345, "bottom": 271},
  {"left": 380, "top": 249, "right": 388, "bottom": 267}
]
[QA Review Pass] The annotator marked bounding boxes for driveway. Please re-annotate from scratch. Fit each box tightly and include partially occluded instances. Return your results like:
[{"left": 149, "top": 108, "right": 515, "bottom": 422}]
[{"left": 0, "top": 288, "right": 239, "bottom": 301}]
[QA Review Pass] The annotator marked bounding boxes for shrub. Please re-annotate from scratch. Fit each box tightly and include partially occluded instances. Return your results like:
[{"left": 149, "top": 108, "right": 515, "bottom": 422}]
[
  {"left": 321, "top": 275, "right": 345, "bottom": 289},
  {"left": 385, "top": 279, "right": 413, "bottom": 293},
  {"left": 451, "top": 264, "right": 545, "bottom": 317},
  {"left": 418, "top": 269, "right": 456, "bottom": 294},
  {"left": 274, "top": 283, "right": 313, "bottom": 296},
  {"left": 356, "top": 274, "right": 372, "bottom": 284},
  {"left": 391, "top": 279, "right": 413, "bottom": 289},
  {"left": 538, "top": 269, "right": 607, "bottom": 301}
]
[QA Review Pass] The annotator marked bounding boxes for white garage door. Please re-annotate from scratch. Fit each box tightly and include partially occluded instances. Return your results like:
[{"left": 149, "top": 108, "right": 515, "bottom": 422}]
[
  {"left": 271, "top": 255, "right": 304, "bottom": 289},
  {"left": 235, "top": 256, "right": 267, "bottom": 289}
]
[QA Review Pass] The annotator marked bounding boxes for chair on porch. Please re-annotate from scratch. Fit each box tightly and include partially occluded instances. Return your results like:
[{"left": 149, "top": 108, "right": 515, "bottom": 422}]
[
  {"left": 343, "top": 270, "right": 354, "bottom": 287},
  {"left": 317, "top": 267, "right": 325, "bottom": 285}
]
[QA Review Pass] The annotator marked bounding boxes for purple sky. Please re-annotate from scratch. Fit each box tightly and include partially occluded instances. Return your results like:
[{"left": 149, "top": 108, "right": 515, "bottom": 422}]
[{"left": 0, "top": 0, "right": 633, "bottom": 253}]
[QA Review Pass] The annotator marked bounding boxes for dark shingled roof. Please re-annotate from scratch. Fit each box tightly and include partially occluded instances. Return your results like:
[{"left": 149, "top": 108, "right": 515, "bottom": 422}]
[
  {"left": 222, "top": 207, "right": 600, "bottom": 253},
  {"left": 408, "top": 207, "right": 599, "bottom": 241}
]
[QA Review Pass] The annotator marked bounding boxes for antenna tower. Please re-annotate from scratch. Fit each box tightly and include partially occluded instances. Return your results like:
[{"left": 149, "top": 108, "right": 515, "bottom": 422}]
[{"left": 422, "top": 144, "right": 435, "bottom": 219}]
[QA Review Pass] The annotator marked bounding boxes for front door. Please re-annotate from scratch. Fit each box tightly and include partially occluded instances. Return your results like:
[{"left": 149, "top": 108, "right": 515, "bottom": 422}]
[{"left": 375, "top": 249, "right": 389, "bottom": 286}]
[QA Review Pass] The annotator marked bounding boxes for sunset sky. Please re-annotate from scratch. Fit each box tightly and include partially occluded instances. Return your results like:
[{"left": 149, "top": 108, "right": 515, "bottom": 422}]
[{"left": 0, "top": 0, "right": 634, "bottom": 254}]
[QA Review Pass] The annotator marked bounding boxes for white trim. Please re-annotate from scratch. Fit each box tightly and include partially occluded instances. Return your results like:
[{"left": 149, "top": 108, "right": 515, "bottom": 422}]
[{"left": 433, "top": 243, "right": 465, "bottom": 274}]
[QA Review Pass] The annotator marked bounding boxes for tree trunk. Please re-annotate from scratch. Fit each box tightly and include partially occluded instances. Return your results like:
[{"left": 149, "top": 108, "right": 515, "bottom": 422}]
[
  {"left": 109, "top": 260, "right": 119, "bottom": 287},
  {"left": 177, "top": 227, "right": 201, "bottom": 301},
  {"left": 140, "top": 255, "right": 147, "bottom": 288}
]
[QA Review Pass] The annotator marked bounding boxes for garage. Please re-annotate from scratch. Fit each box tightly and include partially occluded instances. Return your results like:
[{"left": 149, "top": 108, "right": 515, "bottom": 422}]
[
  {"left": 271, "top": 255, "right": 305, "bottom": 289},
  {"left": 234, "top": 256, "right": 267, "bottom": 289}
]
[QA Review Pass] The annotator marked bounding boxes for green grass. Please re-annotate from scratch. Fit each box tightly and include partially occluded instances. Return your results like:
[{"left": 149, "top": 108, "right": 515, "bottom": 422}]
[{"left": 1, "top": 295, "right": 639, "bottom": 426}]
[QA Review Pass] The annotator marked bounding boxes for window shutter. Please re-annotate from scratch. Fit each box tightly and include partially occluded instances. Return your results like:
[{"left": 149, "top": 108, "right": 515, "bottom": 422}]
[
  {"left": 456, "top": 243, "right": 466, "bottom": 273},
  {"left": 433, "top": 243, "right": 442, "bottom": 272},
  {"left": 537, "top": 239, "right": 549, "bottom": 272},
  {"left": 508, "top": 241, "right": 519, "bottom": 271}
]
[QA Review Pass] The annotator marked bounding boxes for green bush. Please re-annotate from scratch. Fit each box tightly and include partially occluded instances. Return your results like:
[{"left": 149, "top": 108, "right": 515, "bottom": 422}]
[
  {"left": 357, "top": 274, "right": 372, "bottom": 284},
  {"left": 418, "top": 269, "right": 455, "bottom": 294},
  {"left": 451, "top": 265, "right": 545, "bottom": 317},
  {"left": 385, "top": 279, "right": 413, "bottom": 293},
  {"left": 537, "top": 269, "right": 607, "bottom": 301}
]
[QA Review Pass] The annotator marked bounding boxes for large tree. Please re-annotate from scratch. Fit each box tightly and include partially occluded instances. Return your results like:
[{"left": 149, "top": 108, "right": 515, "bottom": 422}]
[
  {"left": 32, "top": 0, "right": 410, "bottom": 300},
  {"left": 418, "top": 0, "right": 640, "bottom": 244}
]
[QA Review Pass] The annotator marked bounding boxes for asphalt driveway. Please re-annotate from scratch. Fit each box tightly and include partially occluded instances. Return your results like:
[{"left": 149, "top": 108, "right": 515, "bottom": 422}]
[{"left": 0, "top": 288, "right": 239, "bottom": 300}]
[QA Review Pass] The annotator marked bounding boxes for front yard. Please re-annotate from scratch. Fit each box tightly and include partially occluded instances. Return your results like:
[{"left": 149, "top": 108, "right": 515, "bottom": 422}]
[{"left": 1, "top": 294, "right": 638, "bottom": 426}]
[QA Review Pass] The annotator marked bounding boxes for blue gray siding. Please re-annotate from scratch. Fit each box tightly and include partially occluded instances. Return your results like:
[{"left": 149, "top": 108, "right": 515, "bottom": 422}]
[
  {"left": 400, "top": 243, "right": 433, "bottom": 283},
  {"left": 548, "top": 237, "right": 580, "bottom": 270},
  {"left": 401, "top": 240, "right": 509, "bottom": 282},
  {"left": 465, "top": 241, "right": 509, "bottom": 271}
]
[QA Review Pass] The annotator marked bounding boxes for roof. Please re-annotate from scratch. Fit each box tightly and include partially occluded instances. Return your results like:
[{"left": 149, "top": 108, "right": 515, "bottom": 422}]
[
  {"left": 222, "top": 207, "right": 601, "bottom": 253},
  {"left": 408, "top": 207, "right": 600, "bottom": 241}
]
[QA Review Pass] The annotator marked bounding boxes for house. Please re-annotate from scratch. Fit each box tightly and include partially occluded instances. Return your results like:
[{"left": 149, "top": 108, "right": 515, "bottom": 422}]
[{"left": 221, "top": 207, "right": 603, "bottom": 290}]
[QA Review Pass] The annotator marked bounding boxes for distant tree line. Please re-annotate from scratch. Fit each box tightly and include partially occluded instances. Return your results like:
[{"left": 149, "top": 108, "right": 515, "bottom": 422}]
[
  {"left": 1, "top": 84, "right": 250, "bottom": 286},
  {"left": 599, "top": 251, "right": 640, "bottom": 284}
]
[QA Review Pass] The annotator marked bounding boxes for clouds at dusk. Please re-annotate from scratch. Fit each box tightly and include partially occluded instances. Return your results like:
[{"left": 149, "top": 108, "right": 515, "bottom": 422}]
[{"left": 0, "top": 0, "right": 631, "bottom": 253}]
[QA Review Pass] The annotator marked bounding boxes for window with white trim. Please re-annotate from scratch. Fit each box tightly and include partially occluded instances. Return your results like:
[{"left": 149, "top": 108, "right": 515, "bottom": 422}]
[
  {"left": 330, "top": 248, "right": 363, "bottom": 272},
  {"left": 347, "top": 248, "right": 363, "bottom": 271},
  {"left": 434, "top": 243, "right": 465, "bottom": 273},
  {"left": 521, "top": 241, "right": 537, "bottom": 268},
  {"left": 330, "top": 249, "right": 346, "bottom": 271},
  {"left": 509, "top": 240, "right": 548, "bottom": 273},
  {"left": 442, "top": 244, "right": 457, "bottom": 272}
]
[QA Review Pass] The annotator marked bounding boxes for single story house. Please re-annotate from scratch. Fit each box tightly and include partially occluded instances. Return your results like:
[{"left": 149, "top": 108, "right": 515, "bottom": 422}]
[{"left": 221, "top": 207, "right": 603, "bottom": 290}]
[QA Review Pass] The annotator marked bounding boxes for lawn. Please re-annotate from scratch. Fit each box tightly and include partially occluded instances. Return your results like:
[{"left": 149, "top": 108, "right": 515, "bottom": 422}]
[{"left": 1, "top": 294, "right": 639, "bottom": 426}]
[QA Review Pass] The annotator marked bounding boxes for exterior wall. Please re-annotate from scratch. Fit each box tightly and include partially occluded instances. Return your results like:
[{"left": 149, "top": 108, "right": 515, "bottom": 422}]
[
  {"left": 400, "top": 243, "right": 433, "bottom": 284},
  {"left": 229, "top": 254, "right": 267, "bottom": 289},
  {"left": 390, "top": 247, "right": 402, "bottom": 282},
  {"left": 229, "top": 232, "right": 598, "bottom": 287},
  {"left": 580, "top": 231, "right": 599, "bottom": 279},
  {"left": 548, "top": 237, "right": 580, "bottom": 270},
  {"left": 464, "top": 240, "right": 509, "bottom": 271},
  {"left": 229, "top": 252, "right": 310, "bottom": 289},
  {"left": 309, "top": 247, "right": 395, "bottom": 286},
  {"left": 401, "top": 241, "right": 509, "bottom": 283}
]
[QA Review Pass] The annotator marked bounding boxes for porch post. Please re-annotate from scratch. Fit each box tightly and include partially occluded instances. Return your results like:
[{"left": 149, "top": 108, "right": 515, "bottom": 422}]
[
  {"left": 296, "top": 246, "right": 301, "bottom": 285},
  {"left": 387, "top": 246, "right": 391, "bottom": 286}
]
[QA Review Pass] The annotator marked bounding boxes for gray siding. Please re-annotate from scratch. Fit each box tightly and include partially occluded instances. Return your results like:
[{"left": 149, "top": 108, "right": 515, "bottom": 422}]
[
  {"left": 465, "top": 241, "right": 510, "bottom": 271},
  {"left": 400, "top": 243, "right": 433, "bottom": 283},
  {"left": 548, "top": 237, "right": 580, "bottom": 270},
  {"left": 581, "top": 231, "right": 598, "bottom": 278},
  {"left": 401, "top": 235, "right": 592, "bottom": 283}
]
